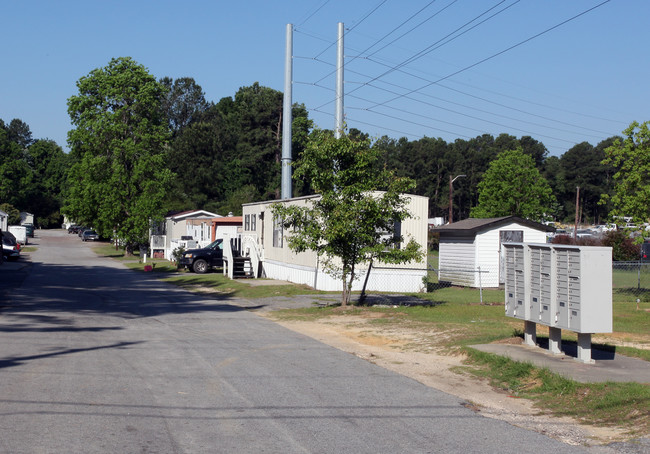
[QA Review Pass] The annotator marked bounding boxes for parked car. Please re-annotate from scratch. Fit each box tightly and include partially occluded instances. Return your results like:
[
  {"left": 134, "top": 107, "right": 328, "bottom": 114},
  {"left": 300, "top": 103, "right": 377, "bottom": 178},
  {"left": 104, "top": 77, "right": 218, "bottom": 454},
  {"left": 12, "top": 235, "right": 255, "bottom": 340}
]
[
  {"left": 23, "top": 223, "right": 34, "bottom": 238},
  {"left": 81, "top": 230, "right": 100, "bottom": 242},
  {"left": 2, "top": 232, "right": 20, "bottom": 261},
  {"left": 178, "top": 239, "right": 224, "bottom": 273},
  {"left": 68, "top": 225, "right": 81, "bottom": 234}
]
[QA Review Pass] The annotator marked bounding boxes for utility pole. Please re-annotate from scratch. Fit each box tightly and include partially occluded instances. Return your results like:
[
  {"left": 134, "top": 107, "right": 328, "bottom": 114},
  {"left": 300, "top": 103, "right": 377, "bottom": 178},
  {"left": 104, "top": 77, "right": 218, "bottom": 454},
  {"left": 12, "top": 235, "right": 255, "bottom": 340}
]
[
  {"left": 334, "top": 22, "right": 344, "bottom": 138},
  {"left": 281, "top": 24, "right": 293, "bottom": 199},
  {"left": 449, "top": 174, "right": 466, "bottom": 224},
  {"left": 573, "top": 186, "right": 580, "bottom": 243}
]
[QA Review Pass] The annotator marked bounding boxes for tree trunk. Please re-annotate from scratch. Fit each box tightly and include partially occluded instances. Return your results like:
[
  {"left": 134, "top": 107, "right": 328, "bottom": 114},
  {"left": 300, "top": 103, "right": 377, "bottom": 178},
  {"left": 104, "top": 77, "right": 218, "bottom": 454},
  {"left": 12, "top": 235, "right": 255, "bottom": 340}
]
[
  {"left": 359, "top": 259, "right": 373, "bottom": 305},
  {"left": 341, "top": 276, "right": 349, "bottom": 307}
]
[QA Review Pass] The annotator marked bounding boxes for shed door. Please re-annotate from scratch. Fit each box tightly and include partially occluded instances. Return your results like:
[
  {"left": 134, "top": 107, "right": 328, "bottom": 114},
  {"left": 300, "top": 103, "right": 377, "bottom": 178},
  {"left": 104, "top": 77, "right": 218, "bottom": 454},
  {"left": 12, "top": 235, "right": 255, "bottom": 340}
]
[{"left": 499, "top": 230, "right": 524, "bottom": 284}]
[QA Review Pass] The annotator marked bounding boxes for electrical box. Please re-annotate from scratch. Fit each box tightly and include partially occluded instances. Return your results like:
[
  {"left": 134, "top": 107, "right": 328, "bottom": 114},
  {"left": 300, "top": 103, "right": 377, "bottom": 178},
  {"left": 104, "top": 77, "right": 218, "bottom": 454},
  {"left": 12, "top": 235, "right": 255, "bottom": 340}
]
[{"left": 503, "top": 243, "right": 612, "bottom": 334}]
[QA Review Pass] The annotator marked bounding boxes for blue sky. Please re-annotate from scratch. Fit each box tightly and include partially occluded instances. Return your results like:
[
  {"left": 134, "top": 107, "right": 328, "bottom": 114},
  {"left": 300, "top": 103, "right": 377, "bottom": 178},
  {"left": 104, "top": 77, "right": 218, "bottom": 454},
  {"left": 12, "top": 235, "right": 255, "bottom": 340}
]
[{"left": 1, "top": 0, "right": 646, "bottom": 157}]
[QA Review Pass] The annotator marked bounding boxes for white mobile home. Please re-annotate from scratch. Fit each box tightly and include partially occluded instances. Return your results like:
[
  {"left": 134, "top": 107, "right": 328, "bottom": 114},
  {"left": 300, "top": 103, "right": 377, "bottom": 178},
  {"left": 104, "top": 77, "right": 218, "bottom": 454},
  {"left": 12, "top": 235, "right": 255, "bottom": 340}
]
[
  {"left": 150, "top": 210, "right": 219, "bottom": 259},
  {"left": 241, "top": 193, "right": 429, "bottom": 293},
  {"left": 19, "top": 212, "right": 34, "bottom": 226},
  {"left": 432, "top": 216, "right": 555, "bottom": 288}
]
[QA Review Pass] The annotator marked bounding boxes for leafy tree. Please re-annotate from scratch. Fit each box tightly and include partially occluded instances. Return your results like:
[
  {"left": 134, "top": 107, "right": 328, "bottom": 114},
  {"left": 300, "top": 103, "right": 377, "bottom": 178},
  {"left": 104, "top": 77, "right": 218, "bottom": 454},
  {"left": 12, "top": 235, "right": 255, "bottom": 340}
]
[
  {"left": 553, "top": 141, "right": 614, "bottom": 224},
  {"left": 165, "top": 83, "right": 311, "bottom": 211},
  {"left": 272, "top": 129, "right": 423, "bottom": 306},
  {"left": 65, "top": 57, "right": 173, "bottom": 253},
  {"left": 24, "top": 140, "right": 69, "bottom": 227},
  {"left": 7, "top": 119, "right": 34, "bottom": 150},
  {"left": 160, "top": 76, "right": 211, "bottom": 136},
  {"left": 0, "top": 121, "right": 33, "bottom": 209},
  {"left": 600, "top": 121, "right": 650, "bottom": 225},
  {"left": 470, "top": 147, "right": 555, "bottom": 221},
  {"left": 0, "top": 203, "right": 21, "bottom": 225}
]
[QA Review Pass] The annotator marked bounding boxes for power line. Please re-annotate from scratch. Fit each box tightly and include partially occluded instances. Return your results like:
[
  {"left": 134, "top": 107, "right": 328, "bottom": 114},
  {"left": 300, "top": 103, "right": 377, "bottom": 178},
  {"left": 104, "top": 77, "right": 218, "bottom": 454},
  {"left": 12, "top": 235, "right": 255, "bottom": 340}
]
[
  {"left": 312, "top": 0, "right": 389, "bottom": 60},
  {"left": 304, "top": 53, "right": 614, "bottom": 140},
  {"left": 347, "top": 0, "right": 518, "bottom": 98},
  {"left": 297, "top": 0, "right": 332, "bottom": 27},
  {"left": 357, "top": 55, "right": 613, "bottom": 137},
  {"left": 368, "top": 0, "right": 612, "bottom": 109},
  {"left": 312, "top": 0, "right": 445, "bottom": 86}
]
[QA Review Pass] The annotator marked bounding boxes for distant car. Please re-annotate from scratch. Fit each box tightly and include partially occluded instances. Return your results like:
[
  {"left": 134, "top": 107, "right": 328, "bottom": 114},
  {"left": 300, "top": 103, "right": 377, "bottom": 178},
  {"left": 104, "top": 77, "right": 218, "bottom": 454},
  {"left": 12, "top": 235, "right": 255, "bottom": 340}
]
[
  {"left": 575, "top": 229, "right": 595, "bottom": 239},
  {"left": 23, "top": 223, "right": 34, "bottom": 238},
  {"left": 81, "top": 230, "right": 99, "bottom": 242},
  {"left": 68, "top": 225, "right": 81, "bottom": 234},
  {"left": 2, "top": 232, "right": 20, "bottom": 261},
  {"left": 641, "top": 243, "right": 650, "bottom": 262}
]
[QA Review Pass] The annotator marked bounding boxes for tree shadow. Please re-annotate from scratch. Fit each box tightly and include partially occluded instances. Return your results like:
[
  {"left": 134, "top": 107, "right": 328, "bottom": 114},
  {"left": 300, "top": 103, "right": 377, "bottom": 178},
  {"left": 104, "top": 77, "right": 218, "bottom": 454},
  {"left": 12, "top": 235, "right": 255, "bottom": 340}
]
[
  {"left": 0, "top": 260, "right": 270, "bottom": 328},
  {"left": 0, "top": 341, "right": 142, "bottom": 369}
]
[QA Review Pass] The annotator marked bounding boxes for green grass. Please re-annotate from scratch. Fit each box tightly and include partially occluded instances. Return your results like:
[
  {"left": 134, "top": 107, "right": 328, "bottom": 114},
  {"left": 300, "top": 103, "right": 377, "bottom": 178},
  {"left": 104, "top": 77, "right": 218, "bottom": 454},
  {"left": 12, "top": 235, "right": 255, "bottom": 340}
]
[
  {"left": 427, "top": 251, "right": 439, "bottom": 284},
  {"left": 464, "top": 349, "right": 650, "bottom": 435},
  {"left": 163, "top": 272, "right": 322, "bottom": 299},
  {"left": 20, "top": 246, "right": 37, "bottom": 253}
]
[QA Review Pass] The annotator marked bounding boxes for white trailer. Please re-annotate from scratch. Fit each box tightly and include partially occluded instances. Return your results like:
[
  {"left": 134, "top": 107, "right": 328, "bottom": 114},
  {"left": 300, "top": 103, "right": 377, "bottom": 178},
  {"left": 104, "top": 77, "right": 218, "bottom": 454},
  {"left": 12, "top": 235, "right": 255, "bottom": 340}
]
[{"left": 8, "top": 225, "right": 28, "bottom": 245}]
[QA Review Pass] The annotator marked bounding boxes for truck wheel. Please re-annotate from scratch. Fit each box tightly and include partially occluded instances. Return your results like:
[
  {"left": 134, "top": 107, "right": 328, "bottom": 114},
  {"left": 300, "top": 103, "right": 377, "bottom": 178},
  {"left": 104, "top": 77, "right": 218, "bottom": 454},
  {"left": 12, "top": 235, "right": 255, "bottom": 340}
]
[{"left": 193, "top": 259, "right": 208, "bottom": 274}]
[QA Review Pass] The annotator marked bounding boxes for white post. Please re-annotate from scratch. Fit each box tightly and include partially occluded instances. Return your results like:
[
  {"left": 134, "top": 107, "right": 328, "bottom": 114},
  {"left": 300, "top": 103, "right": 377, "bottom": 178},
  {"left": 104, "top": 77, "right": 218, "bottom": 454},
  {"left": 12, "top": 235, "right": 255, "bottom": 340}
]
[
  {"left": 548, "top": 326, "right": 562, "bottom": 355},
  {"left": 524, "top": 320, "right": 537, "bottom": 347},
  {"left": 334, "top": 22, "right": 344, "bottom": 138},
  {"left": 577, "top": 333, "right": 594, "bottom": 364},
  {"left": 281, "top": 24, "right": 293, "bottom": 199},
  {"left": 477, "top": 266, "right": 483, "bottom": 304}
]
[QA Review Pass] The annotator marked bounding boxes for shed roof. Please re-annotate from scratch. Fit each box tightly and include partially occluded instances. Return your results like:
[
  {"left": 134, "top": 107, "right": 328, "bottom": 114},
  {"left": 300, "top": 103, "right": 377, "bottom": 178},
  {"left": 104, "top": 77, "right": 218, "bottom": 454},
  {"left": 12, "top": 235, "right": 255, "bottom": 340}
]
[
  {"left": 166, "top": 209, "right": 220, "bottom": 220},
  {"left": 432, "top": 216, "right": 555, "bottom": 234}
]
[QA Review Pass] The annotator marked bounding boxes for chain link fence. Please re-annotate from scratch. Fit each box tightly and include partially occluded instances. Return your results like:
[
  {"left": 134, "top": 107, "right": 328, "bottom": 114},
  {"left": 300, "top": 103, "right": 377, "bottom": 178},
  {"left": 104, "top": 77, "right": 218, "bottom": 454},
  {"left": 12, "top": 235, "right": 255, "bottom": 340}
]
[
  {"left": 425, "top": 263, "right": 501, "bottom": 302},
  {"left": 612, "top": 261, "right": 650, "bottom": 302},
  {"left": 426, "top": 258, "right": 650, "bottom": 303}
]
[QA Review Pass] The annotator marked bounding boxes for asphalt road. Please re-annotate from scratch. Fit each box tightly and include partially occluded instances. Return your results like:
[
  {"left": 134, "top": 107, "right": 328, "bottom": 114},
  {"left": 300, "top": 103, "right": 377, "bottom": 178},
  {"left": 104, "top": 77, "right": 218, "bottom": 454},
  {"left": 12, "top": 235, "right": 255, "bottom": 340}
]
[{"left": 0, "top": 230, "right": 591, "bottom": 454}]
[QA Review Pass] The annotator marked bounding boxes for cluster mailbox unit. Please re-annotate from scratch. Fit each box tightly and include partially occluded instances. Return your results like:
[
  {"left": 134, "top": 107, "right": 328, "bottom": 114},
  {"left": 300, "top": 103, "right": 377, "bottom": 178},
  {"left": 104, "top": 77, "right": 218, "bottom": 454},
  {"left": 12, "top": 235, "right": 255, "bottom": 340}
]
[{"left": 504, "top": 243, "right": 612, "bottom": 363}]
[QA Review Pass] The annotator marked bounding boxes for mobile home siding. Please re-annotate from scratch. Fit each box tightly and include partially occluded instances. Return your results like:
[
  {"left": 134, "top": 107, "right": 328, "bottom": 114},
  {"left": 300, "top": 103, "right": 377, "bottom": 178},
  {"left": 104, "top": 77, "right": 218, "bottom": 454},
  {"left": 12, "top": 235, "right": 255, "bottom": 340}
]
[
  {"left": 439, "top": 236, "right": 476, "bottom": 287},
  {"left": 242, "top": 193, "right": 428, "bottom": 292}
]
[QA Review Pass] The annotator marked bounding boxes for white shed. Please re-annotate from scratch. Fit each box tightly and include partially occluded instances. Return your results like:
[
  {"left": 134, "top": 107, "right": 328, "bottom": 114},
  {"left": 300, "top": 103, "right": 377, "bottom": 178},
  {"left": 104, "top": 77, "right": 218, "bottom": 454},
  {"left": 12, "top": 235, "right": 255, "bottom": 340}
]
[{"left": 432, "top": 216, "right": 555, "bottom": 288}]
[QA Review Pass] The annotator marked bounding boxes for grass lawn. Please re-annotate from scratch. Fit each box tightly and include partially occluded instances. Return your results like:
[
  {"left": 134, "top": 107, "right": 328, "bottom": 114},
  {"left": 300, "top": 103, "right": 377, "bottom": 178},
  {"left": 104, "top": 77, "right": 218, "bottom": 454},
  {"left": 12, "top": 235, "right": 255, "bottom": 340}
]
[{"left": 93, "top": 243, "right": 322, "bottom": 299}]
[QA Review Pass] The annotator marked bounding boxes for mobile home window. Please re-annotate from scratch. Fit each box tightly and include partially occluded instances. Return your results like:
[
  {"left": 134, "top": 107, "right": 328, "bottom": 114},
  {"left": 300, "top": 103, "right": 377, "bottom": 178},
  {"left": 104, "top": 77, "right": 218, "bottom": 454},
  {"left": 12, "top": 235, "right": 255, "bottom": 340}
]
[
  {"left": 251, "top": 214, "right": 256, "bottom": 231},
  {"left": 273, "top": 215, "right": 283, "bottom": 248},
  {"left": 245, "top": 214, "right": 250, "bottom": 231}
]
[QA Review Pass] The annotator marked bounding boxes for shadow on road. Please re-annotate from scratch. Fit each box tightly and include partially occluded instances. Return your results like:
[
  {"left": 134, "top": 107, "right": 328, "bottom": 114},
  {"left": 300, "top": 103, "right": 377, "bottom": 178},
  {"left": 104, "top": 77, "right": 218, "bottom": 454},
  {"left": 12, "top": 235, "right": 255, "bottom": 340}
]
[{"left": 0, "top": 341, "right": 142, "bottom": 369}]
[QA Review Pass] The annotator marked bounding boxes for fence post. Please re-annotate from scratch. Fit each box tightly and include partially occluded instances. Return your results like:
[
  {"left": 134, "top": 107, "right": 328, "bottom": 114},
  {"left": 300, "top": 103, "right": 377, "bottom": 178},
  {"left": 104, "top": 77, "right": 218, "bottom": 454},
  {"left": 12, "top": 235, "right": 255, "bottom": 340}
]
[
  {"left": 478, "top": 266, "right": 483, "bottom": 304},
  {"left": 638, "top": 260, "right": 641, "bottom": 290}
]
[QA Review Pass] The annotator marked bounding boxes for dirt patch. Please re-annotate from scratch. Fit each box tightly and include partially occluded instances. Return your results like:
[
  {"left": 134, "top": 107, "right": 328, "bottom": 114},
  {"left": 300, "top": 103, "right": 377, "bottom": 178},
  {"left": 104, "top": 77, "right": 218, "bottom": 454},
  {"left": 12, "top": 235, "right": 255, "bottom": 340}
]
[{"left": 263, "top": 312, "right": 636, "bottom": 448}]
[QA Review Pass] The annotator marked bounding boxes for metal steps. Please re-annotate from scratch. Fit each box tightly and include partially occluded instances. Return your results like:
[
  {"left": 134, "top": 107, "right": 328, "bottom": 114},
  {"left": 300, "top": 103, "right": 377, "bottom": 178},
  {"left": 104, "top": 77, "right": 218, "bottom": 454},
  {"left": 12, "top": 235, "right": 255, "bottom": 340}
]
[{"left": 233, "top": 256, "right": 254, "bottom": 278}]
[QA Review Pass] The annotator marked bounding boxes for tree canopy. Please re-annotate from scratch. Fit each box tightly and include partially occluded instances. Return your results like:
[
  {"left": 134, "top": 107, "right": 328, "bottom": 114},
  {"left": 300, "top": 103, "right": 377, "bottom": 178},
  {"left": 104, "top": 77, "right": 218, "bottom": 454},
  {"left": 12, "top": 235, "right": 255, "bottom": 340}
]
[
  {"left": 65, "top": 57, "right": 173, "bottom": 252},
  {"left": 601, "top": 120, "right": 650, "bottom": 225},
  {"left": 470, "top": 147, "right": 555, "bottom": 222},
  {"left": 272, "top": 129, "right": 423, "bottom": 306},
  {"left": 164, "top": 82, "right": 311, "bottom": 214}
]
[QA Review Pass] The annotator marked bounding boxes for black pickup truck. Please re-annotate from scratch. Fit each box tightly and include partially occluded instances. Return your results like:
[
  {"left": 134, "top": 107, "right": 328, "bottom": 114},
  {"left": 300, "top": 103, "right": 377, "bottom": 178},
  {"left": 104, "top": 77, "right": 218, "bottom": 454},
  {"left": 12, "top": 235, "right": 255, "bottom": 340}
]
[{"left": 178, "top": 239, "right": 224, "bottom": 273}]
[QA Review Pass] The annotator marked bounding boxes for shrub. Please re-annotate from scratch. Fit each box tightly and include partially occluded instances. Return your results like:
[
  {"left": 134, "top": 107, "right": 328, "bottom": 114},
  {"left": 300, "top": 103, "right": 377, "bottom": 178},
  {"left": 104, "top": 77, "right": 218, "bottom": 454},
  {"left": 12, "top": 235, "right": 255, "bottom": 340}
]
[{"left": 601, "top": 230, "right": 640, "bottom": 261}]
